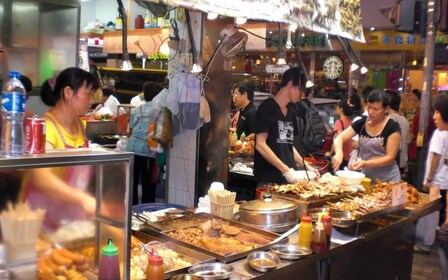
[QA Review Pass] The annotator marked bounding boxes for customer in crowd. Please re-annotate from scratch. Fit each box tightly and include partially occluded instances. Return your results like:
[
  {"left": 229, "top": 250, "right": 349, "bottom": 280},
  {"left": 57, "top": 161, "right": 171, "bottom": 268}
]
[
  {"left": 93, "top": 86, "right": 122, "bottom": 116},
  {"left": 332, "top": 89, "right": 401, "bottom": 183},
  {"left": 232, "top": 81, "right": 257, "bottom": 141},
  {"left": 127, "top": 81, "right": 164, "bottom": 205},
  {"left": 254, "top": 67, "right": 320, "bottom": 185},
  {"left": 414, "top": 119, "right": 448, "bottom": 255},
  {"left": 387, "top": 91, "right": 410, "bottom": 177},
  {"left": 325, "top": 94, "right": 361, "bottom": 169},
  {"left": 23, "top": 67, "right": 100, "bottom": 229},
  {"left": 130, "top": 90, "right": 146, "bottom": 109},
  {"left": 408, "top": 89, "right": 436, "bottom": 188},
  {"left": 430, "top": 92, "right": 448, "bottom": 280}
]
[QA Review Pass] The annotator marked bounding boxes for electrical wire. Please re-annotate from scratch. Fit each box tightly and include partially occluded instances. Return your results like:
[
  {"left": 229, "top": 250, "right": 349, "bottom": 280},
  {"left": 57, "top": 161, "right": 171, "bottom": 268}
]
[{"left": 235, "top": 27, "right": 271, "bottom": 42}]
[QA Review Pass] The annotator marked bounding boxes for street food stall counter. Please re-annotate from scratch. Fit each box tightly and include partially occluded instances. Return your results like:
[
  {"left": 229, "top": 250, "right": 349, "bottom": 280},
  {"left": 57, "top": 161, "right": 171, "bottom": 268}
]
[
  {"left": 0, "top": 149, "right": 134, "bottom": 279},
  {"left": 132, "top": 185, "right": 440, "bottom": 280}
]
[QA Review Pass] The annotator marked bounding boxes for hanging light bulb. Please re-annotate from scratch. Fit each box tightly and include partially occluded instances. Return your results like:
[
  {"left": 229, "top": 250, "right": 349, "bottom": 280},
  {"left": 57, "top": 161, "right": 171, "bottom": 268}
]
[
  {"left": 277, "top": 57, "right": 287, "bottom": 65},
  {"left": 235, "top": 17, "right": 247, "bottom": 25},
  {"left": 360, "top": 66, "right": 369, "bottom": 74},
  {"left": 191, "top": 63, "right": 203, "bottom": 73},
  {"left": 285, "top": 30, "right": 293, "bottom": 49},
  {"left": 288, "top": 23, "right": 298, "bottom": 31},
  {"left": 350, "top": 63, "right": 359, "bottom": 72},
  {"left": 306, "top": 80, "right": 314, "bottom": 89},
  {"left": 207, "top": 12, "right": 218, "bottom": 20},
  {"left": 120, "top": 53, "right": 133, "bottom": 71}
]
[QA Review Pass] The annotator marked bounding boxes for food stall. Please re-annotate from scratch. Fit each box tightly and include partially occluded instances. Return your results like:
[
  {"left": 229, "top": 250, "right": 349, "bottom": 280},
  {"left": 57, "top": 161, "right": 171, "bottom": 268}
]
[{"left": 130, "top": 175, "right": 440, "bottom": 280}]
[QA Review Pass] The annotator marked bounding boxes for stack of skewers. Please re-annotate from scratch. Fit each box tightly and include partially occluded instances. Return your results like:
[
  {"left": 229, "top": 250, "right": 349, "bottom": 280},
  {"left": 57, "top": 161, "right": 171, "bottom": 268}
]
[
  {"left": 208, "top": 190, "right": 236, "bottom": 220},
  {"left": 0, "top": 202, "right": 46, "bottom": 264}
]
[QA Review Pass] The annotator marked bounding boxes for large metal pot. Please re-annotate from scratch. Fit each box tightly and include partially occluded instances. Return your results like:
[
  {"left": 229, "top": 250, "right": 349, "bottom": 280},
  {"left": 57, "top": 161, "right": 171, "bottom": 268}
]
[{"left": 238, "top": 195, "right": 298, "bottom": 233}]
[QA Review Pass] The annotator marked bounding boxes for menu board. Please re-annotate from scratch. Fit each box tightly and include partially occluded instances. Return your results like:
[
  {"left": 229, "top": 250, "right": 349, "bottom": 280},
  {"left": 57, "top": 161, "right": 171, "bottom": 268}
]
[{"left": 144, "top": 0, "right": 365, "bottom": 42}]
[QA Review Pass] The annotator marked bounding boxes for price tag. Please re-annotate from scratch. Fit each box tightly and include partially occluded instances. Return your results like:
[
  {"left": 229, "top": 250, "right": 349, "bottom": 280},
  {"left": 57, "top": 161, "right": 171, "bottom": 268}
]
[{"left": 392, "top": 183, "right": 407, "bottom": 206}]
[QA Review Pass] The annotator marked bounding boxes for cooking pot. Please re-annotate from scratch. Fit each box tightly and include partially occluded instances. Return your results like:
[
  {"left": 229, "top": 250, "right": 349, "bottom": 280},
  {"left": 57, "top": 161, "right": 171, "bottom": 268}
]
[{"left": 238, "top": 195, "right": 298, "bottom": 233}]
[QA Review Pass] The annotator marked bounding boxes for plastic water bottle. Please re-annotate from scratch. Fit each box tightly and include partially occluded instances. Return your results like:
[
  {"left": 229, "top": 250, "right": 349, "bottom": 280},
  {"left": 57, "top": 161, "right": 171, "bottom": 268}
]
[
  {"left": 116, "top": 134, "right": 128, "bottom": 151},
  {"left": 1, "top": 71, "right": 26, "bottom": 157}
]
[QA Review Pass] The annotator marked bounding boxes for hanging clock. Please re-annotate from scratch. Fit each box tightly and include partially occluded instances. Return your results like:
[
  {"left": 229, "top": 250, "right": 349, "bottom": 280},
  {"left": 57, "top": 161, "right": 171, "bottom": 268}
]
[{"left": 323, "top": 56, "right": 344, "bottom": 79}]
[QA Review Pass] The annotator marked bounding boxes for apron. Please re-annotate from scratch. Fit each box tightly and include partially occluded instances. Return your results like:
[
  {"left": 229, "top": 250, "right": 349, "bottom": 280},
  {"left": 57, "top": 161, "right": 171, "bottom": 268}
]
[
  {"left": 359, "top": 118, "right": 401, "bottom": 183},
  {"left": 23, "top": 115, "right": 91, "bottom": 230}
]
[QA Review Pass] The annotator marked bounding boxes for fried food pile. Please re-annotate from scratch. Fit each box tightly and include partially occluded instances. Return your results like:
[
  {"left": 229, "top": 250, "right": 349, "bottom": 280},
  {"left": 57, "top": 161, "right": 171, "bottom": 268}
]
[
  {"left": 274, "top": 173, "right": 356, "bottom": 200},
  {"left": 37, "top": 247, "right": 96, "bottom": 280},
  {"left": 328, "top": 181, "right": 424, "bottom": 215},
  {"left": 166, "top": 219, "right": 271, "bottom": 256}
]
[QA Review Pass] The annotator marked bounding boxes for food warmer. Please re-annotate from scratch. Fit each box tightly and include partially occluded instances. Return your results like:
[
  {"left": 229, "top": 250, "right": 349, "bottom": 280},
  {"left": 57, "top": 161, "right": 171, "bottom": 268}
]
[{"left": 0, "top": 148, "right": 134, "bottom": 279}]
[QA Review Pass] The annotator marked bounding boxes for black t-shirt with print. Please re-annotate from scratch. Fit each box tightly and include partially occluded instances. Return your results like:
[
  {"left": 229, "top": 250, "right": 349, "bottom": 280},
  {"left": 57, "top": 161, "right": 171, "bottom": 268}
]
[
  {"left": 236, "top": 102, "right": 257, "bottom": 138},
  {"left": 254, "top": 98, "right": 298, "bottom": 184}
]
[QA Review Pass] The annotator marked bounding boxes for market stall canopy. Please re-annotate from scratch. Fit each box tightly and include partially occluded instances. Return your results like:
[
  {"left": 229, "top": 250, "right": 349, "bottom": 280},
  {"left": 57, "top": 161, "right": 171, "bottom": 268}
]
[{"left": 142, "top": 0, "right": 366, "bottom": 42}]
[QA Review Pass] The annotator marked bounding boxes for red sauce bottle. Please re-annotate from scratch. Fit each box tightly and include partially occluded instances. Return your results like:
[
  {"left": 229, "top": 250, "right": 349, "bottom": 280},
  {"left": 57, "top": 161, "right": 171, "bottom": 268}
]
[
  {"left": 98, "top": 238, "right": 120, "bottom": 280},
  {"left": 146, "top": 254, "right": 164, "bottom": 280}
]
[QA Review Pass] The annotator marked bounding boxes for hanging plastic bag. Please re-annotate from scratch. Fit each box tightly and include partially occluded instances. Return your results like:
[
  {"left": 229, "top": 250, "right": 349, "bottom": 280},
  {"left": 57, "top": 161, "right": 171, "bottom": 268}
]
[
  {"left": 153, "top": 107, "right": 173, "bottom": 148},
  {"left": 147, "top": 121, "right": 163, "bottom": 153},
  {"left": 171, "top": 71, "right": 203, "bottom": 134}
]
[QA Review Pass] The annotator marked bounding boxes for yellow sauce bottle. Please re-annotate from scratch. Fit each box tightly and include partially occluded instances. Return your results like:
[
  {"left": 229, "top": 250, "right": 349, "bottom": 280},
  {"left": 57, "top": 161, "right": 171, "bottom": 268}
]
[{"left": 298, "top": 216, "right": 313, "bottom": 250}]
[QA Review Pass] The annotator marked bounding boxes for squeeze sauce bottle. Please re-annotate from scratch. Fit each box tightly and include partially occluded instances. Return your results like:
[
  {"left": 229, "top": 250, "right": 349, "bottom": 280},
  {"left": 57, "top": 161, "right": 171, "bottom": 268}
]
[
  {"left": 311, "top": 221, "right": 327, "bottom": 254},
  {"left": 98, "top": 238, "right": 121, "bottom": 280},
  {"left": 321, "top": 215, "right": 332, "bottom": 250},
  {"left": 298, "top": 216, "right": 313, "bottom": 250},
  {"left": 146, "top": 254, "right": 164, "bottom": 280}
]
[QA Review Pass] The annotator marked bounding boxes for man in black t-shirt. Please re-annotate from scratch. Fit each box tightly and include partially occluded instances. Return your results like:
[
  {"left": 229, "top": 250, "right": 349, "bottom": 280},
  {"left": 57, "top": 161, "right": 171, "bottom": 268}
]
[
  {"left": 232, "top": 82, "right": 257, "bottom": 141},
  {"left": 254, "top": 67, "right": 320, "bottom": 185}
]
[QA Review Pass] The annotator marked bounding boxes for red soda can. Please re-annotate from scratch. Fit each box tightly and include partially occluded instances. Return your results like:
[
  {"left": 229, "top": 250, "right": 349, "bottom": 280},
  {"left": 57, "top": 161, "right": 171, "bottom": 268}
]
[{"left": 24, "top": 116, "right": 46, "bottom": 154}]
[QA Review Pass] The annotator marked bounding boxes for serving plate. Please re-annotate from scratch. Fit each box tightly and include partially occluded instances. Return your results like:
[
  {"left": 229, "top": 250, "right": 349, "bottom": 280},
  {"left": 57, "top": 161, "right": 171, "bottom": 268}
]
[
  {"left": 188, "top": 263, "right": 234, "bottom": 280},
  {"left": 270, "top": 244, "right": 312, "bottom": 260}
]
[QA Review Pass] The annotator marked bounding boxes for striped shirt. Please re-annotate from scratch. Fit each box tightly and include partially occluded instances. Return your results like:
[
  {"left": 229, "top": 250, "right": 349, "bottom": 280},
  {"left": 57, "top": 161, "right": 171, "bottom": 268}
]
[{"left": 390, "top": 112, "right": 410, "bottom": 168}]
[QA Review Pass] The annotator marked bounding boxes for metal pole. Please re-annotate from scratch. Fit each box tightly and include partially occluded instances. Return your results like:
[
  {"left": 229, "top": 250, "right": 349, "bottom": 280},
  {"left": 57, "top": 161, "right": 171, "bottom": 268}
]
[{"left": 416, "top": 0, "right": 436, "bottom": 188}]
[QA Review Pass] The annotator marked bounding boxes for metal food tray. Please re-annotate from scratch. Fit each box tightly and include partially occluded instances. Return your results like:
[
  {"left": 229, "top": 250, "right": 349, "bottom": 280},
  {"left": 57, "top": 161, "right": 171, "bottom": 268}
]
[
  {"left": 357, "top": 203, "right": 406, "bottom": 223},
  {"left": 272, "top": 191, "right": 355, "bottom": 204},
  {"left": 140, "top": 213, "right": 285, "bottom": 263},
  {"left": 132, "top": 230, "right": 215, "bottom": 279}
]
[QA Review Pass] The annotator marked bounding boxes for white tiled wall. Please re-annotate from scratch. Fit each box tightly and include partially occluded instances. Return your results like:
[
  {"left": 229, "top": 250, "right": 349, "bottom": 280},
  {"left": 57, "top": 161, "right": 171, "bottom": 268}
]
[{"left": 166, "top": 130, "right": 197, "bottom": 208}]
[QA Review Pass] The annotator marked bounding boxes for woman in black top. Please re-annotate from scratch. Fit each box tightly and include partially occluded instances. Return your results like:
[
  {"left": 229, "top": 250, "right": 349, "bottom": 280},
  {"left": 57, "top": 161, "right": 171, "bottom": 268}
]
[{"left": 332, "top": 90, "right": 401, "bottom": 183}]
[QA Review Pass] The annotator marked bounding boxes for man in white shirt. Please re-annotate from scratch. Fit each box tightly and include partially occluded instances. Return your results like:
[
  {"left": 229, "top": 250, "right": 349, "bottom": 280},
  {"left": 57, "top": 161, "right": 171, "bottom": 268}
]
[{"left": 414, "top": 128, "right": 448, "bottom": 254}]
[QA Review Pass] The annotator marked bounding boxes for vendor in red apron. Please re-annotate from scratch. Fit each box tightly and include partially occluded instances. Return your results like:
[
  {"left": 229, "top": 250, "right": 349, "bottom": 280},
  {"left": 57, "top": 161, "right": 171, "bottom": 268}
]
[
  {"left": 331, "top": 89, "right": 401, "bottom": 183},
  {"left": 22, "top": 67, "right": 99, "bottom": 230}
]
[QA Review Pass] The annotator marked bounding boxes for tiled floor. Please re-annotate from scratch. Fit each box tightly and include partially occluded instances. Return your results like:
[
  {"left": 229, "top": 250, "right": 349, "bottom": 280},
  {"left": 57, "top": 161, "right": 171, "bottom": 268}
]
[{"left": 412, "top": 247, "right": 444, "bottom": 280}]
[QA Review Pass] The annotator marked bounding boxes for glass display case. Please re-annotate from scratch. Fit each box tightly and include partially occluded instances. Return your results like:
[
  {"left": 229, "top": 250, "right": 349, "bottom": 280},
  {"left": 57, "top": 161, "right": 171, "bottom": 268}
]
[{"left": 0, "top": 148, "right": 133, "bottom": 279}]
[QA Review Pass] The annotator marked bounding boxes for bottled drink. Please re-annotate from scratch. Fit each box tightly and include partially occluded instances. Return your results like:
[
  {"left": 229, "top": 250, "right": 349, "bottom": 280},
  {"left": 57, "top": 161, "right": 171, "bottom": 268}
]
[
  {"left": 144, "top": 9, "right": 152, "bottom": 28},
  {"left": 298, "top": 216, "right": 313, "bottom": 250},
  {"left": 240, "top": 131, "right": 246, "bottom": 142},
  {"left": 135, "top": 15, "right": 144, "bottom": 29},
  {"left": 311, "top": 222, "right": 327, "bottom": 254},
  {"left": 116, "top": 134, "right": 128, "bottom": 151},
  {"left": 98, "top": 238, "right": 121, "bottom": 280},
  {"left": 146, "top": 254, "right": 164, "bottom": 280},
  {"left": 230, "top": 132, "right": 238, "bottom": 150},
  {"left": 115, "top": 9, "right": 123, "bottom": 30},
  {"left": 1, "top": 71, "right": 26, "bottom": 158}
]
